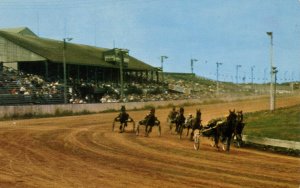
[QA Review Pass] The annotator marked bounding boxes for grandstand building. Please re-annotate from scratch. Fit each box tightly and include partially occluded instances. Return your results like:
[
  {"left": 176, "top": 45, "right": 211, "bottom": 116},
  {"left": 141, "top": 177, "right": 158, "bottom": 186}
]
[{"left": 0, "top": 27, "right": 160, "bottom": 83}]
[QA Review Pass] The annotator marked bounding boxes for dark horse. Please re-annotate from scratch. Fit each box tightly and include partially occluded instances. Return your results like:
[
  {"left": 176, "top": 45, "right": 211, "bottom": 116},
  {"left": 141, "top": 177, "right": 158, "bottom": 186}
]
[
  {"left": 233, "top": 111, "right": 245, "bottom": 147},
  {"left": 178, "top": 109, "right": 202, "bottom": 140},
  {"left": 112, "top": 111, "right": 135, "bottom": 133},
  {"left": 203, "top": 110, "right": 237, "bottom": 152},
  {"left": 189, "top": 109, "right": 202, "bottom": 140},
  {"left": 174, "top": 107, "right": 185, "bottom": 137},
  {"left": 136, "top": 109, "right": 161, "bottom": 137}
]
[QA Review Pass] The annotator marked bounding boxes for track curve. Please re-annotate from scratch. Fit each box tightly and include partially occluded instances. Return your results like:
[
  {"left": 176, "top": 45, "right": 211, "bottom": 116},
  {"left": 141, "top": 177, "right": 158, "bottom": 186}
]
[{"left": 0, "top": 96, "right": 299, "bottom": 188}]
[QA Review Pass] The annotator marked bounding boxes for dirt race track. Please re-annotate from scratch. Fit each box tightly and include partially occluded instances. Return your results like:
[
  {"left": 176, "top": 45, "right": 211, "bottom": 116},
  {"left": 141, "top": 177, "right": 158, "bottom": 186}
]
[{"left": 0, "top": 96, "right": 300, "bottom": 188}]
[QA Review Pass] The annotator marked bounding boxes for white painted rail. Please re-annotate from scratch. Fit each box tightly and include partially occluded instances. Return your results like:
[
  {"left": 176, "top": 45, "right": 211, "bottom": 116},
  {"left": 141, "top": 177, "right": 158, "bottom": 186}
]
[{"left": 243, "top": 135, "right": 300, "bottom": 150}]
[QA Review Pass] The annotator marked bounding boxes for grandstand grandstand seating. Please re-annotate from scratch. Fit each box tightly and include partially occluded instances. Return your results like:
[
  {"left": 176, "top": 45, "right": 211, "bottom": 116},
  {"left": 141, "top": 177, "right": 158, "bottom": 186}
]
[{"left": 0, "top": 66, "right": 65, "bottom": 105}]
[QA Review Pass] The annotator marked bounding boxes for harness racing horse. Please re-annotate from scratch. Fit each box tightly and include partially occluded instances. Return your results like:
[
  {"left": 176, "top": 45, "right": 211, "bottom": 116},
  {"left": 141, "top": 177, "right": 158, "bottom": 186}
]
[
  {"left": 178, "top": 109, "right": 202, "bottom": 140},
  {"left": 136, "top": 112, "right": 161, "bottom": 137},
  {"left": 202, "top": 110, "right": 238, "bottom": 152},
  {"left": 201, "top": 117, "right": 223, "bottom": 147},
  {"left": 233, "top": 111, "right": 245, "bottom": 147},
  {"left": 167, "top": 107, "right": 178, "bottom": 132},
  {"left": 189, "top": 109, "right": 202, "bottom": 140},
  {"left": 112, "top": 112, "right": 135, "bottom": 133},
  {"left": 174, "top": 107, "right": 186, "bottom": 138}
]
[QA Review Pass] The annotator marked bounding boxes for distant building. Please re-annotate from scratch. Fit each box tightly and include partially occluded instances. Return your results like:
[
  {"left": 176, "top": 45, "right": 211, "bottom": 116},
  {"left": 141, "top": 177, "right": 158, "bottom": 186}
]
[{"left": 0, "top": 27, "right": 160, "bottom": 83}]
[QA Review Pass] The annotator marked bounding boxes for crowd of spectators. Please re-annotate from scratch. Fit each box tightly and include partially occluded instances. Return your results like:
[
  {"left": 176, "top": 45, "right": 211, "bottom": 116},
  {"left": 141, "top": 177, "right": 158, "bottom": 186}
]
[
  {"left": 68, "top": 80, "right": 194, "bottom": 104},
  {"left": 1, "top": 65, "right": 225, "bottom": 105},
  {"left": 0, "top": 67, "right": 64, "bottom": 104}
]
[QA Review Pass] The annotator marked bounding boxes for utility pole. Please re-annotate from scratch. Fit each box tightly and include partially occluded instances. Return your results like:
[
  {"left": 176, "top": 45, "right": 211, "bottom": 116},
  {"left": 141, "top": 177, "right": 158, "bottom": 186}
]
[
  {"left": 216, "top": 62, "right": 222, "bottom": 95},
  {"left": 251, "top": 65, "right": 255, "bottom": 88},
  {"left": 63, "top": 37, "right": 72, "bottom": 104},
  {"left": 272, "top": 66, "right": 278, "bottom": 109},
  {"left": 236, "top": 64, "right": 242, "bottom": 84},
  {"left": 267, "top": 32, "right": 275, "bottom": 111},
  {"left": 190, "top": 58, "right": 198, "bottom": 74},
  {"left": 160, "top": 55, "right": 168, "bottom": 83},
  {"left": 284, "top": 71, "right": 288, "bottom": 81},
  {"left": 263, "top": 68, "right": 267, "bottom": 83}
]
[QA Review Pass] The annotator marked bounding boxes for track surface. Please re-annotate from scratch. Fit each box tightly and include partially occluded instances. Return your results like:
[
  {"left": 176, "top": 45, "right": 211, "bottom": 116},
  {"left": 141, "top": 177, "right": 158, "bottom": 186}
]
[{"left": 0, "top": 96, "right": 300, "bottom": 188}]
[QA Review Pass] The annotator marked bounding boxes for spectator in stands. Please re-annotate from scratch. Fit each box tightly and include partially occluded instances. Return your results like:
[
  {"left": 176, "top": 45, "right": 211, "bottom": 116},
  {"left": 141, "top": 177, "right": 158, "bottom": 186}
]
[
  {"left": 19, "top": 86, "right": 26, "bottom": 94},
  {"left": 10, "top": 88, "right": 17, "bottom": 95}
]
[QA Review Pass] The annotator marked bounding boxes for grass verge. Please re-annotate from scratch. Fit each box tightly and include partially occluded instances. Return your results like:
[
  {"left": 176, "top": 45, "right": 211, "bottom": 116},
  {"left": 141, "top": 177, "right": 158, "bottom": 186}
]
[{"left": 244, "top": 104, "right": 300, "bottom": 142}]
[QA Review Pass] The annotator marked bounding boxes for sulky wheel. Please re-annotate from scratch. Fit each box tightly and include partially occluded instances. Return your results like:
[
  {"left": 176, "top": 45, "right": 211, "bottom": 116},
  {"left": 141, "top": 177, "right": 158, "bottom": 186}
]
[{"left": 194, "top": 134, "right": 200, "bottom": 150}]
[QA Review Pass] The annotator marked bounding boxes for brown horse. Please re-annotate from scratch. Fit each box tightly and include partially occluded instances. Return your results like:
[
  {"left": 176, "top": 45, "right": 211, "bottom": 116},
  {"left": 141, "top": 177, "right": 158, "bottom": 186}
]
[
  {"left": 203, "top": 110, "right": 238, "bottom": 152},
  {"left": 233, "top": 111, "right": 245, "bottom": 147},
  {"left": 187, "top": 109, "right": 202, "bottom": 140},
  {"left": 177, "top": 109, "right": 202, "bottom": 140},
  {"left": 174, "top": 107, "right": 185, "bottom": 135},
  {"left": 167, "top": 106, "right": 178, "bottom": 132}
]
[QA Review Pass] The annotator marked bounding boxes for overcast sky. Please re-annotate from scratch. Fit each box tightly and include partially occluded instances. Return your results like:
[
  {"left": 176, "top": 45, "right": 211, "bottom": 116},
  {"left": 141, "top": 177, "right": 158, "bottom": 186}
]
[{"left": 0, "top": 0, "right": 299, "bottom": 83}]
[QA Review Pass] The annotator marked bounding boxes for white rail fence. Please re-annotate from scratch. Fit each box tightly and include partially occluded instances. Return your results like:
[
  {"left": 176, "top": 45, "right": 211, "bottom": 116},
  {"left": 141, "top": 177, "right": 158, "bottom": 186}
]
[
  {"left": 243, "top": 135, "right": 300, "bottom": 150},
  {"left": 0, "top": 95, "right": 265, "bottom": 118}
]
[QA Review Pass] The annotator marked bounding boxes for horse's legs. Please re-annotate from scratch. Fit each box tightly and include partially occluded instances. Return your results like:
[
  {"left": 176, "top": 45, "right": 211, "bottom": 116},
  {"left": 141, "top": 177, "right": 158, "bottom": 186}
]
[
  {"left": 136, "top": 124, "right": 140, "bottom": 136},
  {"left": 236, "top": 134, "right": 242, "bottom": 147},
  {"left": 178, "top": 125, "right": 183, "bottom": 139},
  {"left": 175, "top": 123, "right": 179, "bottom": 133},
  {"left": 149, "top": 125, "right": 153, "bottom": 133},
  {"left": 168, "top": 118, "right": 173, "bottom": 131},
  {"left": 122, "top": 123, "right": 126, "bottom": 132},
  {"left": 214, "top": 134, "right": 220, "bottom": 150},
  {"left": 158, "top": 125, "right": 161, "bottom": 136},
  {"left": 221, "top": 137, "right": 227, "bottom": 151},
  {"left": 186, "top": 127, "right": 189, "bottom": 136},
  {"left": 119, "top": 123, "right": 123, "bottom": 133},
  {"left": 226, "top": 135, "right": 232, "bottom": 152},
  {"left": 190, "top": 129, "right": 194, "bottom": 141},
  {"left": 145, "top": 125, "right": 149, "bottom": 136}
]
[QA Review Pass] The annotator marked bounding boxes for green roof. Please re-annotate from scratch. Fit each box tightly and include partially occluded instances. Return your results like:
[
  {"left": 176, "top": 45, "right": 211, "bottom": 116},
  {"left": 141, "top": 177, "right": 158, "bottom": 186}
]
[
  {"left": 0, "top": 30, "right": 156, "bottom": 71},
  {"left": 0, "top": 27, "right": 38, "bottom": 37}
]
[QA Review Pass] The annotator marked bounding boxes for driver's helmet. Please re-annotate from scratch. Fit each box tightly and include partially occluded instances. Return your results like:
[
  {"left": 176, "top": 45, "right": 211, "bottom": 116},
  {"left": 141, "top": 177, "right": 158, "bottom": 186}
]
[
  {"left": 150, "top": 108, "right": 155, "bottom": 114},
  {"left": 121, "top": 105, "right": 126, "bottom": 112},
  {"left": 179, "top": 107, "right": 184, "bottom": 114}
]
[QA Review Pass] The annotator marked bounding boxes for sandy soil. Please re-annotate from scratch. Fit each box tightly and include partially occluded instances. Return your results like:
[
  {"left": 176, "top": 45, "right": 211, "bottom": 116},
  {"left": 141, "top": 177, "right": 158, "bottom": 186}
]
[{"left": 0, "top": 96, "right": 299, "bottom": 188}]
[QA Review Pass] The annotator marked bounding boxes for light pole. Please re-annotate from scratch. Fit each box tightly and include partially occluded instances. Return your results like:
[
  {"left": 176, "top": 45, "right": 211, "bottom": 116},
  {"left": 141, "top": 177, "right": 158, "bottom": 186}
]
[
  {"left": 236, "top": 64, "right": 242, "bottom": 84},
  {"left": 251, "top": 66, "right": 255, "bottom": 86},
  {"left": 190, "top": 58, "right": 198, "bottom": 74},
  {"left": 291, "top": 71, "right": 295, "bottom": 93},
  {"left": 267, "top": 32, "right": 275, "bottom": 111},
  {"left": 272, "top": 66, "right": 278, "bottom": 109},
  {"left": 161, "top": 55, "right": 168, "bottom": 82},
  {"left": 263, "top": 68, "right": 267, "bottom": 83},
  {"left": 284, "top": 71, "right": 288, "bottom": 81},
  {"left": 216, "top": 62, "right": 222, "bottom": 95},
  {"left": 63, "top": 37, "right": 72, "bottom": 104},
  {"left": 116, "top": 48, "right": 129, "bottom": 101}
]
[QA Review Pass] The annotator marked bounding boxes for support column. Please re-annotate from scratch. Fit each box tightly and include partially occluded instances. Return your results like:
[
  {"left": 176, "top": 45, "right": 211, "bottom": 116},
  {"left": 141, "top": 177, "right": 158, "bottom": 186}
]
[
  {"left": 45, "top": 61, "right": 48, "bottom": 80},
  {"left": 151, "top": 71, "right": 154, "bottom": 82},
  {"left": 146, "top": 71, "right": 149, "bottom": 82}
]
